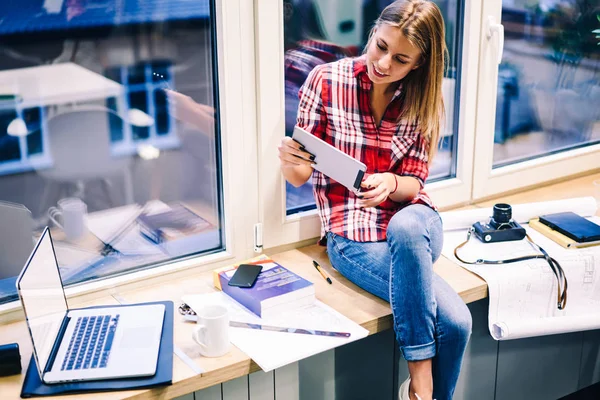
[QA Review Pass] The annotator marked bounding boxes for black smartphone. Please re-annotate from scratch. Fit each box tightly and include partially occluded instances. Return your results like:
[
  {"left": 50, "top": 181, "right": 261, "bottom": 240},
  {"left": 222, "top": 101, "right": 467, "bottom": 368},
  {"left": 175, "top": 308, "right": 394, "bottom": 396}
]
[
  {"left": 539, "top": 212, "right": 600, "bottom": 243},
  {"left": 228, "top": 264, "right": 263, "bottom": 288}
]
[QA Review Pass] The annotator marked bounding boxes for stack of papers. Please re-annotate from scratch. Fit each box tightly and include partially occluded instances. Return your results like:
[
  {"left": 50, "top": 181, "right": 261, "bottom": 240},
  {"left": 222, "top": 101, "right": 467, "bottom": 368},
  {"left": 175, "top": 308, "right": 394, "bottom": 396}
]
[{"left": 182, "top": 292, "right": 369, "bottom": 371}]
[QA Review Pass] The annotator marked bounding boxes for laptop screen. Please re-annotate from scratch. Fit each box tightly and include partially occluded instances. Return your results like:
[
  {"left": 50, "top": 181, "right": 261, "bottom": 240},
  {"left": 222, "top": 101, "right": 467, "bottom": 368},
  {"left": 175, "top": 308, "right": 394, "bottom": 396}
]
[{"left": 17, "top": 228, "right": 68, "bottom": 375}]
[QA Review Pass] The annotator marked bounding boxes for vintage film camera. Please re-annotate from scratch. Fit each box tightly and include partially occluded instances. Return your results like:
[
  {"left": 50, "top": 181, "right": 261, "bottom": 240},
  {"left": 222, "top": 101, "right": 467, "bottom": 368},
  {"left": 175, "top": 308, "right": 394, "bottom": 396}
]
[{"left": 472, "top": 203, "right": 526, "bottom": 243}]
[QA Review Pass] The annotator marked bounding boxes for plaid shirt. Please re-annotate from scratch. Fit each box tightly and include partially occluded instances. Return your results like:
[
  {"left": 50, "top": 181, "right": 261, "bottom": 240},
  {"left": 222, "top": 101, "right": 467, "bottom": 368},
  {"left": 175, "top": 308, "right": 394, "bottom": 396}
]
[{"left": 297, "top": 56, "right": 435, "bottom": 243}]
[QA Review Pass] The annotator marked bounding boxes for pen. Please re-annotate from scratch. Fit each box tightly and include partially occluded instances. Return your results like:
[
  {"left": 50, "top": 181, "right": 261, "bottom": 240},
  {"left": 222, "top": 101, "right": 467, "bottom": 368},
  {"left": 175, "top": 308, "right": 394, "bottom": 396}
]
[{"left": 313, "top": 260, "right": 332, "bottom": 284}]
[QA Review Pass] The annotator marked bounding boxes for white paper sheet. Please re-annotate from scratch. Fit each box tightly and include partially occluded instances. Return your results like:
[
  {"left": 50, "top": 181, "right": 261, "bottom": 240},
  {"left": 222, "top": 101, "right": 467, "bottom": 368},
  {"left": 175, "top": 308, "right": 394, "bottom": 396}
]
[
  {"left": 182, "top": 292, "right": 369, "bottom": 371},
  {"left": 86, "top": 201, "right": 170, "bottom": 256},
  {"left": 441, "top": 199, "right": 600, "bottom": 340}
]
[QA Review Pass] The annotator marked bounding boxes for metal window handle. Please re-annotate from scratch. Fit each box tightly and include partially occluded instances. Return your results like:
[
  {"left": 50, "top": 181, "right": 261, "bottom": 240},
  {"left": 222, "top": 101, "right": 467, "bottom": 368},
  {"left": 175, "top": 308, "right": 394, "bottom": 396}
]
[{"left": 487, "top": 16, "right": 504, "bottom": 65}]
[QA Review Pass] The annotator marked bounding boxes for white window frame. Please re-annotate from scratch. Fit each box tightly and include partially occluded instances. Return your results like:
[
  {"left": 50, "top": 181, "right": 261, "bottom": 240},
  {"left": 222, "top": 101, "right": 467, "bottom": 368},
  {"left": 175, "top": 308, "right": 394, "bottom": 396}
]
[
  {"left": 472, "top": 0, "right": 600, "bottom": 200},
  {"left": 256, "top": 0, "right": 480, "bottom": 249},
  {"left": 0, "top": 0, "right": 259, "bottom": 317}
]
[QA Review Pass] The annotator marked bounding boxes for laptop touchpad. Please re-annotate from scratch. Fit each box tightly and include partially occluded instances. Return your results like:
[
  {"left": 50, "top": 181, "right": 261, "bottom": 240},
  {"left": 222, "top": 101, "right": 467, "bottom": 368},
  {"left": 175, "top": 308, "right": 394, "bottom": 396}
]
[{"left": 119, "top": 327, "right": 157, "bottom": 348}]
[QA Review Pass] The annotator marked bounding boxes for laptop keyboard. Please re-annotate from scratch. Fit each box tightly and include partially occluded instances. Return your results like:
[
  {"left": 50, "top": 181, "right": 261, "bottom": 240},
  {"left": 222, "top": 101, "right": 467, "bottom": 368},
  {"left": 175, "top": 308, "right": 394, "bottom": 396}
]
[{"left": 61, "top": 314, "right": 120, "bottom": 371}]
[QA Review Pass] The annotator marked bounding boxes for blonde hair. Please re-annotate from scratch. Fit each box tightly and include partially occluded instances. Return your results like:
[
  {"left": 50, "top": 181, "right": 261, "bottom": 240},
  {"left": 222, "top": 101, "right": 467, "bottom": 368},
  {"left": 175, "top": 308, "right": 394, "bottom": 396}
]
[{"left": 367, "top": 0, "right": 448, "bottom": 162}]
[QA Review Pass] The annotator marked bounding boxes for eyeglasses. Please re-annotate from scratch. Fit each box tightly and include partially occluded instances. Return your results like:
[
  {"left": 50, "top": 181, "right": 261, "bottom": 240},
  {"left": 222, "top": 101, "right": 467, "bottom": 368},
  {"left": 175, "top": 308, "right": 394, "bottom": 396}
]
[{"left": 178, "top": 303, "right": 196, "bottom": 316}]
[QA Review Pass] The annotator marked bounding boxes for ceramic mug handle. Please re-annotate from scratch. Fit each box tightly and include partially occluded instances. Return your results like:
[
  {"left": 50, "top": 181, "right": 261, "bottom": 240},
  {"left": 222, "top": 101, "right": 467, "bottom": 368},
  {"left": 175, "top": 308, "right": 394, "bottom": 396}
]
[
  {"left": 192, "top": 325, "right": 208, "bottom": 350},
  {"left": 48, "top": 207, "right": 64, "bottom": 230}
]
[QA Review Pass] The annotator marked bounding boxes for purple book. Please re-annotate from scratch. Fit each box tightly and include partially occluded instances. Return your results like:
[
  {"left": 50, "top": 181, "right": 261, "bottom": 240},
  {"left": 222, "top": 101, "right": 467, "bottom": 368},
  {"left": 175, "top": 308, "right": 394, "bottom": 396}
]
[{"left": 219, "top": 261, "right": 315, "bottom": 318}]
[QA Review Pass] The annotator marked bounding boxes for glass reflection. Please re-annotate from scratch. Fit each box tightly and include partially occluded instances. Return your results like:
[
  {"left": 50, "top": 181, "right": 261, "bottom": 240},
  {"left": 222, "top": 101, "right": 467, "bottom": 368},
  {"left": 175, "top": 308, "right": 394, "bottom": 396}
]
[
  {"left": 284, "top": 0, "right": 462, "bottom": 215},
  {"left": 0, "top": 0, "right": 223, "bottom": 304},
  {"left": 493, "top": 0, "right": 600, "bottom": 166}
]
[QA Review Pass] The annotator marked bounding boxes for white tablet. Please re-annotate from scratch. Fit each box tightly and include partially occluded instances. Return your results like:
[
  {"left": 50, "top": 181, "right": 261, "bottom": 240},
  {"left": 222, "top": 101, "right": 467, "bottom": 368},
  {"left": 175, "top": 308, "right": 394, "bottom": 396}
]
[{"left": 292, "top": 126, "right": 367, "bottom": 194}]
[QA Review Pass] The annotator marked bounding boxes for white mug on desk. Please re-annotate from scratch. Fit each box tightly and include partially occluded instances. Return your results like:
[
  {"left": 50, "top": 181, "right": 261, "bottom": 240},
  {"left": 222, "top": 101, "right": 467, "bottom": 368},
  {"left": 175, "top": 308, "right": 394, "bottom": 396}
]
[
  {"left": 192, "top": 304, "right": 230, "bottom": 357},
  {"left": 48, "top": 198, "right": 88, "bottom": 241}
]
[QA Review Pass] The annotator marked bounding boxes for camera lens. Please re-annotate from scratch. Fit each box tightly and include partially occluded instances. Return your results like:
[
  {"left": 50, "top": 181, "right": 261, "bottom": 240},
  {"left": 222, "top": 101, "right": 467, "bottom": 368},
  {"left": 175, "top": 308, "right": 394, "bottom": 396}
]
[{"left": 492, "top": 203, "right": 512, "bottom": 225}]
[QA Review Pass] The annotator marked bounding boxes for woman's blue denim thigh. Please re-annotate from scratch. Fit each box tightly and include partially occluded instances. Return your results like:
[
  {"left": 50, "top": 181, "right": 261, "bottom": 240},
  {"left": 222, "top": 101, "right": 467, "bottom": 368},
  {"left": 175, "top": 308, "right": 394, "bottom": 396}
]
[{"left": 326, "top": 204, "right": 472, "bottom": 400}]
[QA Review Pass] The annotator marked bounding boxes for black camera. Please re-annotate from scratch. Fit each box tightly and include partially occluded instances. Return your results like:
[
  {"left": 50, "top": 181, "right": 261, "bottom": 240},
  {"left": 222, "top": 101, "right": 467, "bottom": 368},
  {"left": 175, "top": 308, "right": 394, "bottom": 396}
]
[{"left": 472, "top": 203, "right": 526, "bottom": 243}]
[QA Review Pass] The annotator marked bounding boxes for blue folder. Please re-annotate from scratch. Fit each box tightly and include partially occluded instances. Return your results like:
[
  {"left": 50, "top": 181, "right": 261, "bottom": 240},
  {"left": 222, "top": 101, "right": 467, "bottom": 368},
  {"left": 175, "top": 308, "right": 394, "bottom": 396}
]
[{"left": 20, "top": 300, "right": 174, "bottom": 398}]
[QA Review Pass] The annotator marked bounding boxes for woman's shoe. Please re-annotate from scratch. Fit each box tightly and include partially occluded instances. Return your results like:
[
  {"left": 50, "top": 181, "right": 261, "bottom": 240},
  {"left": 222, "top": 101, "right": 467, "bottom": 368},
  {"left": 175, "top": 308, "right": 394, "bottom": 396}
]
[
  {"left": 399, "top": 377, "right": 410, "bottom": 400},
  {"left": 399, "top": 377, "right": 426, "bottom": 400}
]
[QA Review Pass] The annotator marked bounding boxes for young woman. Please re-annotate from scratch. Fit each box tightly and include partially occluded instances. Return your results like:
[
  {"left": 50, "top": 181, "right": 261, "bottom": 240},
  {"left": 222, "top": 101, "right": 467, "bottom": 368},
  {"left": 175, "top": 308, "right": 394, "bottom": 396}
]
[{"left": 278, "top": 1, "right": 472, "bottom": 399}]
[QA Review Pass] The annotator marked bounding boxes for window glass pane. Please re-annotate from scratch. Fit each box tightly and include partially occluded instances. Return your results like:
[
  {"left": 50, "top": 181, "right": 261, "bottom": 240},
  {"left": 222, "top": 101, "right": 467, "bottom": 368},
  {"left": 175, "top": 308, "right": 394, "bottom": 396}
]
[
  {"left": 0, "top": 0, "right": 223, "bottom": 305},
  {"left": 494, "top": 0, "right": 600, "bottom": 167},
  {"left": 283, "top": 0, "right": 462, "bottom": 215}
]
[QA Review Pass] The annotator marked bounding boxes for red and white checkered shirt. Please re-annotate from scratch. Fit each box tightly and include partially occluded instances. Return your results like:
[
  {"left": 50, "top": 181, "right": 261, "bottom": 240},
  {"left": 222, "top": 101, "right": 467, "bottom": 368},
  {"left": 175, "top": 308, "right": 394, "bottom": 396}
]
[{"left": 297, "top": 55, "right": 435, "bottom": 243}]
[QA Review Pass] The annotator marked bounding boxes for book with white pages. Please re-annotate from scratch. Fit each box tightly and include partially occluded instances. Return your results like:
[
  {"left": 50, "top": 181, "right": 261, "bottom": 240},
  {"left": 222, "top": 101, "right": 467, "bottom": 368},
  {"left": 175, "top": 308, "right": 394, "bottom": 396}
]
[
  {"left": 85, "top": 202, "right": 167, "bottom": 257},
  {"left": 182, "top": 291, "right": 369, "bottom": 372}
]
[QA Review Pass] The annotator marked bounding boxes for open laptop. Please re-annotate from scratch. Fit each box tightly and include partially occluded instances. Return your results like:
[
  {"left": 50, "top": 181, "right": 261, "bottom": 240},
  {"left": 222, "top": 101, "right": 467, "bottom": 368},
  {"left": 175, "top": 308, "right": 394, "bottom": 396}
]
[{"left": 16, "top": 227, "right": 165, "bottom": 384}]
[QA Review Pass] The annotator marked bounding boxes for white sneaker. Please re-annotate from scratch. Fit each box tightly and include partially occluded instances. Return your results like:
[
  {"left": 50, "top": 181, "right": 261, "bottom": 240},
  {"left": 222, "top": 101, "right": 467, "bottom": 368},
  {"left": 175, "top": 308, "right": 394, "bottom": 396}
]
[
  {"left": 399, "top": 377, "right": 426, "bottom": 400},
  {"left": 399, "top": 377, "right": 410, "bottom": 400}
]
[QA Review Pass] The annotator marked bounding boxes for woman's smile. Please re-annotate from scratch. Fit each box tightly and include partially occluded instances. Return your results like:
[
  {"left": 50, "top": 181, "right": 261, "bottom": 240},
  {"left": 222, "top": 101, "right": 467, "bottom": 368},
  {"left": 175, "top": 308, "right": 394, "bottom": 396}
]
[{"left": 372, "top": 63, "right": 389, "bottom": 78}]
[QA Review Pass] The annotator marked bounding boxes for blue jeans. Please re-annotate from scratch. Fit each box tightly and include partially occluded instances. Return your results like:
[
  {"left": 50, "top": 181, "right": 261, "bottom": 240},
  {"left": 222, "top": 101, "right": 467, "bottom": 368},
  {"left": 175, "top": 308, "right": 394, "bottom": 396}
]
[{"left": 326, "top": 204, "right": 472, "bottom": 400}]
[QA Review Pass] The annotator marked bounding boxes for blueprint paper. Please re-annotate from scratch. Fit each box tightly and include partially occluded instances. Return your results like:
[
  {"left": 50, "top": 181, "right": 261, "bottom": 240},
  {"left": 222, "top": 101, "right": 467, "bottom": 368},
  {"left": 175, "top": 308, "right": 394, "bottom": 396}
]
[
  {"left": 182, "top": 292, "right": 369, "bottom": 371},
  {"left": 441, "top": 200, "right": 600, "bottom": 340}
]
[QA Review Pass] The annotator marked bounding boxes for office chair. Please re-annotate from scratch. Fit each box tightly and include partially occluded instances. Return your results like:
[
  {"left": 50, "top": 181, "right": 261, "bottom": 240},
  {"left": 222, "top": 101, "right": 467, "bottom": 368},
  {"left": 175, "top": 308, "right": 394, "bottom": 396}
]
[
  {"left": 0, "top": 201, "right": 34, "bottom": 279},
  {"left": 37, "top": 108, "right": 135, "bottom": 215}
]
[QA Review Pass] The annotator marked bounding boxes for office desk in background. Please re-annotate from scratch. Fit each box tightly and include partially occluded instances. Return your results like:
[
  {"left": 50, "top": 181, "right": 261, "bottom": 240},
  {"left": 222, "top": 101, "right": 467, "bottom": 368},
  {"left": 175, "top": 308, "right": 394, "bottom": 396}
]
[
  {"left": 0, "top": 63, "right": 122, "bottom": 109},
  {"left": 0, "top": 63, "right": 127, "bottom": 177},
  {"left": 52, "top": 200, "right": 221, "bottom": 281},
  {"left": 0, "top": 200, "right": 221, "bottom": 304}
]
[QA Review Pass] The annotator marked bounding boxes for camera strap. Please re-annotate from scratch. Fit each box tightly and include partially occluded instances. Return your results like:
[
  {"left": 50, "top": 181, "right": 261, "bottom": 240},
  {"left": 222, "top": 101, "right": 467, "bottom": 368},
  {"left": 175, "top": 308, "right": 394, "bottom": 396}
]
[{"left": 454, "top": 227, "right": 568, "bottom": 310}]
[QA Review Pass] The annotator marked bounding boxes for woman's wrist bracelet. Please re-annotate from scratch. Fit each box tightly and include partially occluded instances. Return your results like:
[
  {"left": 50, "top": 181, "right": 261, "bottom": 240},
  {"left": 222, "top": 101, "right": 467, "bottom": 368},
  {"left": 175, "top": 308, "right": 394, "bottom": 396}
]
[{"left": 389, "top": 173, "right": 398, "bottom": 195}]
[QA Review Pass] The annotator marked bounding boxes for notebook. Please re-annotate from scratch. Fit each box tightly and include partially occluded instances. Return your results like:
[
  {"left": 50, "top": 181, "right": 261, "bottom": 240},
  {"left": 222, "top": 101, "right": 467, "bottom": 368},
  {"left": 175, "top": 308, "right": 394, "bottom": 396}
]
[
  {"left": 529, "top": 218, "right": 600, "bottom": 249},
  {"left": 538, "top": 212, "right": 600, "bottom": 243}
]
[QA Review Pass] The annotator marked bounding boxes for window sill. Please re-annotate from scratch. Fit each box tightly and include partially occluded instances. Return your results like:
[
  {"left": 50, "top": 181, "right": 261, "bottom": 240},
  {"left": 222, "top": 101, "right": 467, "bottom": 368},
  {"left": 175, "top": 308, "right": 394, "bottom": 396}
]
[{"left": 0, "top": 249, "right": 236, "bottom": 324}]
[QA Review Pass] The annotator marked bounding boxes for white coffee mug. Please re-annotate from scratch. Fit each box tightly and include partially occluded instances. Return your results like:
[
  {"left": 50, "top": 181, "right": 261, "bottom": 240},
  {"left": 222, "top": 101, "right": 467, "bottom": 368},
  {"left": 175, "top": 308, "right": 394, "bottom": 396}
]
[
  {"left": 192, "top": 304, "right": 230, "bottom": 357},
  {"left": 48, "top": 198, "right": 88, "bottom": 241}
]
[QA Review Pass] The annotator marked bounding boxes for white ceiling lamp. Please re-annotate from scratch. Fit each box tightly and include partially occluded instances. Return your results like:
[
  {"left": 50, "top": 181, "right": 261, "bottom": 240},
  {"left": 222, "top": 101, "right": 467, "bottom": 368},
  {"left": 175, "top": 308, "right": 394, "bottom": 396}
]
[
  {"left": 6, "top": 118, "right": 28, "bottom": 137},
  {"left": 127, "top": 108, "right": 155, "bottom": 127},
  {"left": 137, "top": 144, "right": 160, "bottom": 160}
]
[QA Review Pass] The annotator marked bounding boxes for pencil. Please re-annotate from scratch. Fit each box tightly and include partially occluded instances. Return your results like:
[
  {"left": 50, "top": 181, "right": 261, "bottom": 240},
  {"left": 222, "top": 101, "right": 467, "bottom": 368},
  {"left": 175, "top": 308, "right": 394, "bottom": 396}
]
[{"left": 313, "top": 260, "right": 332, "bottom": 284}]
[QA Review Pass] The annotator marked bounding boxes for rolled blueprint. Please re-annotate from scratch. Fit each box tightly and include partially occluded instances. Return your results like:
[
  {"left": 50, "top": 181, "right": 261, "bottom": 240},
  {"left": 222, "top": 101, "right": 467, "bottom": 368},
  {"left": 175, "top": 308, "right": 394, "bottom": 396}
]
[
  {"left": 440, "top": 196, "right": 598, "bottom": 231},
  {"left": 492, "top": 315, "right": 600, "bottom": 341}
]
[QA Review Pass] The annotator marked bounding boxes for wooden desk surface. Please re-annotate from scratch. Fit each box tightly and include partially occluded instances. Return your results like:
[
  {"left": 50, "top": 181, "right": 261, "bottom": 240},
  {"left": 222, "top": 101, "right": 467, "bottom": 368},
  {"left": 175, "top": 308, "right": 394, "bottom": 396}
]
[{"left": 1, "top": 171, "right": 597, "bottom": 399}]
